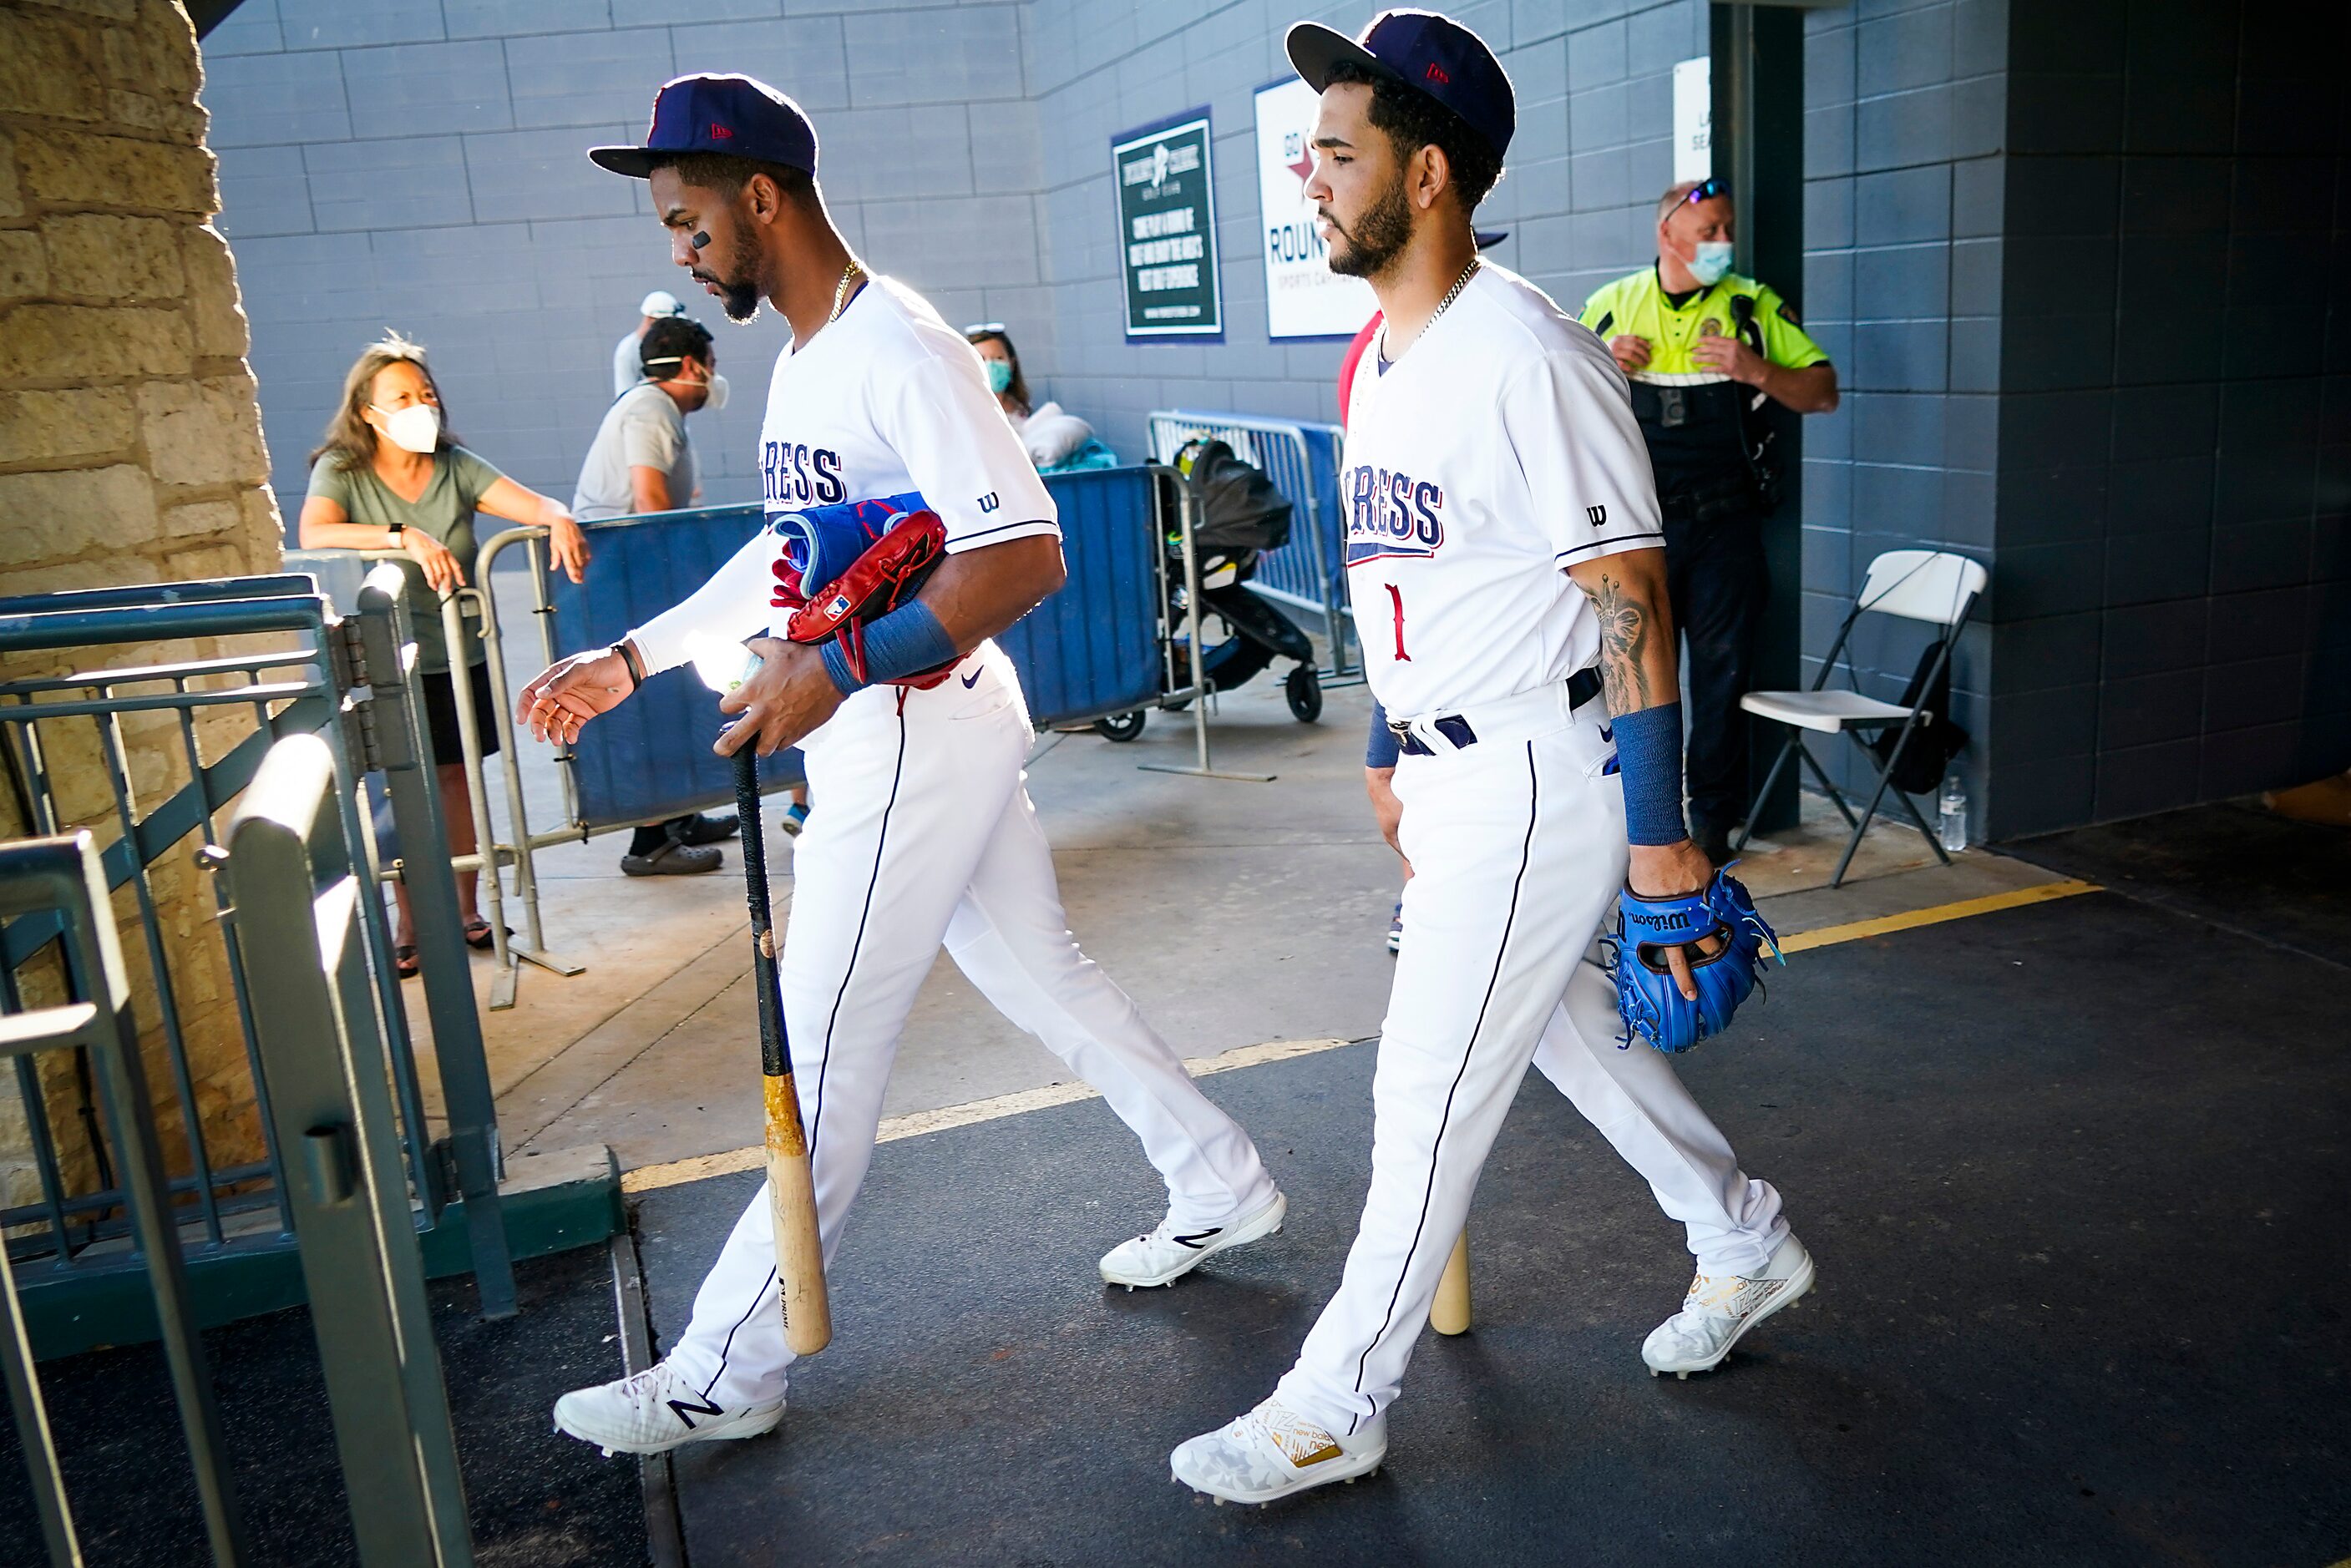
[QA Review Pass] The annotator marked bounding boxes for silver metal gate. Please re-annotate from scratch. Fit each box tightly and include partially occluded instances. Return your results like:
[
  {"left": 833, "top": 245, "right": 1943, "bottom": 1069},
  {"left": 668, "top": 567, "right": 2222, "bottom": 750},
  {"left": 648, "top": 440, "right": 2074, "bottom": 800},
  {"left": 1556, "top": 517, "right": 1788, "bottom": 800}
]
[
  {"left": 1147, "top": 409, "right": 1360, "bottom": 684},
  {"left": 0, "top": 572, "right": 516, "bottom": 1343}
]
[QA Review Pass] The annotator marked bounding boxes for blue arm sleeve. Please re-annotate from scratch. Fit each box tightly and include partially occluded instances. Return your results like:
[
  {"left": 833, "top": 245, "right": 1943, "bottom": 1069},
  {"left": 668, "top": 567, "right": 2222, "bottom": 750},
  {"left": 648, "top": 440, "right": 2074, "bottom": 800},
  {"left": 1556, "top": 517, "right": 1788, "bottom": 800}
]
[
  {"left": 818, "top": 599, "right": 959, "bottom": 695},
  {"left": 1366, "top": 699, "right": 1400, "bottom": 769},
  {"left": 1612, "top": 701, "right": 1688, "bottom": 847}
]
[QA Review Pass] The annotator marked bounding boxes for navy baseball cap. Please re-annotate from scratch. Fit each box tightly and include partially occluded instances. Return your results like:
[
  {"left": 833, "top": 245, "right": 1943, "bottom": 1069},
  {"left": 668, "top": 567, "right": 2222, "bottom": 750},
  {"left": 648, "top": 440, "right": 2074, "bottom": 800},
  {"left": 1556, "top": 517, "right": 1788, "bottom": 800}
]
[
  {"left": 1287, "top": 9, "right": 1514, "bottom": 163},
  {"left": 588, "top": 73, "right": 818, "bottom": 180}
]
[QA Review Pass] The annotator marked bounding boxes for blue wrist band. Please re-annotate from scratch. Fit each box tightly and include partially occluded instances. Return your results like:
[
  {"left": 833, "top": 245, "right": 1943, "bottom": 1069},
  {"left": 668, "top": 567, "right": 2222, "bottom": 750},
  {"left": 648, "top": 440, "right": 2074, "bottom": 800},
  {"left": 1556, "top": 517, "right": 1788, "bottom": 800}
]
[
  {"left": 820, "top": 599, "right": 958, "bottom": 696},
  {"left": 1366, "top": 699, "right": 1400, "bottom": 769},
  {"left": 818, "top": 640, "right": 862, "bottom": 696},
  {"left": 1613, "top": 701, "right": 1688, "bottom": 846}
]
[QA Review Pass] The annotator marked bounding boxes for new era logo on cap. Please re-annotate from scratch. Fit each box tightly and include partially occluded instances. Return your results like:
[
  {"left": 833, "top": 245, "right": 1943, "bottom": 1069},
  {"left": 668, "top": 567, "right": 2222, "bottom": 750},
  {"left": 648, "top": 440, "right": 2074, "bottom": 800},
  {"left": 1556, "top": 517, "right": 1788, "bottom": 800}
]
[
  {"left": 1286, "top": 8, "right": 1515, "bottom": 164},
  {"left": 587, "top": 73, "right": 818, "bottom": 180}
]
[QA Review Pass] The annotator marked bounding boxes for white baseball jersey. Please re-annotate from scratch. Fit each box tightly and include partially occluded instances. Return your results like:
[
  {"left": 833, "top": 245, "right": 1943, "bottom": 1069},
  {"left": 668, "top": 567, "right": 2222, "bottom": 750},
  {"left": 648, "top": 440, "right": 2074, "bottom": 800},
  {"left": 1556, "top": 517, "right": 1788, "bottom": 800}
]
[
  {"left": 1340, "top": 264, "right": 1664, "bottom": 719},
  {"left": 630, "top": 276, "right": 1057, "bottom": 674},
  {"left": 1240, "top": 263, "right": 1790, "bottom": 1449},
  {"left": 605, "top": 276, "right": 1277, "bottom": 1419}
]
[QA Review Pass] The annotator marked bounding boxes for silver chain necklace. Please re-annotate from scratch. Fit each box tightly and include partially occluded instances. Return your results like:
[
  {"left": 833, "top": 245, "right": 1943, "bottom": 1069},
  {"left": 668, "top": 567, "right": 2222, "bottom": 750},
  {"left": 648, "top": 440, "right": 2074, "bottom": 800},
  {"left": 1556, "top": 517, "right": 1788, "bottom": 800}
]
[{"left": 1381, "top": 255, "right": 1480, "bottom": 362}]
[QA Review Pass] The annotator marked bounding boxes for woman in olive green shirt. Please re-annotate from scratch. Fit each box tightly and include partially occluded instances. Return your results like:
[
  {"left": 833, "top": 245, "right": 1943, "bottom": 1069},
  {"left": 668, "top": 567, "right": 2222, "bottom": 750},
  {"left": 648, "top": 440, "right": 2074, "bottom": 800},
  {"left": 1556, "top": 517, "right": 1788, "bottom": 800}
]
[{"left": 297, "top": 334, "right": 589, "bottom": 974}]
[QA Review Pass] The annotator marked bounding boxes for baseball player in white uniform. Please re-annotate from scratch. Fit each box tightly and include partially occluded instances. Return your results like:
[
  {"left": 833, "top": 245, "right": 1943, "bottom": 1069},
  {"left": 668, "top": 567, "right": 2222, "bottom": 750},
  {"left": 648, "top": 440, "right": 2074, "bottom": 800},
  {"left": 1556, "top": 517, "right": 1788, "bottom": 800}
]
[
  {"left": 521, "top": 74, "right": 1285, "bottom": 1458},
  {"left": 1171, "top": 13, "right": 1813, "bottom": 1505}
]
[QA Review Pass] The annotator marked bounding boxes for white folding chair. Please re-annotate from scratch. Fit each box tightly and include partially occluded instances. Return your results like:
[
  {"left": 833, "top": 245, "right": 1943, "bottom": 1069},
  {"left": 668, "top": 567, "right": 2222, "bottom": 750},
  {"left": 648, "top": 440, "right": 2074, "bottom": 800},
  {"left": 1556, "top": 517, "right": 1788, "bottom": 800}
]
[{"left": 1730, "top": 549, "right": 1989, "bottom": 887}]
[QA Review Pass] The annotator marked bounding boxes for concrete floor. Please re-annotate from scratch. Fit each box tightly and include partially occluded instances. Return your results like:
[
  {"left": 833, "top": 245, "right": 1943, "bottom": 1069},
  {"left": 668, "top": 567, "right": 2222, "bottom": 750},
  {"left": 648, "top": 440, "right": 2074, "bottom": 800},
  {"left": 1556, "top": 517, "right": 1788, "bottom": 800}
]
[
  {"left": 629, "top": 872, "right": 2351, "bottom": 1568},
  {"left": 410, "top": 602, "right": 2057, "bottom": 1176}
]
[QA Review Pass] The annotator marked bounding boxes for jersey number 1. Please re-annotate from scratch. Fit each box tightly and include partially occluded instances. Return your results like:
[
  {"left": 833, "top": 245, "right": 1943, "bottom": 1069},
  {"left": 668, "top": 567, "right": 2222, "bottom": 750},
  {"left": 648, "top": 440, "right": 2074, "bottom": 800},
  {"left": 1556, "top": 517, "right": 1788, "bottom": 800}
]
[{"left": 1385, "top": 584, "right": 1410, "bottom": 662}]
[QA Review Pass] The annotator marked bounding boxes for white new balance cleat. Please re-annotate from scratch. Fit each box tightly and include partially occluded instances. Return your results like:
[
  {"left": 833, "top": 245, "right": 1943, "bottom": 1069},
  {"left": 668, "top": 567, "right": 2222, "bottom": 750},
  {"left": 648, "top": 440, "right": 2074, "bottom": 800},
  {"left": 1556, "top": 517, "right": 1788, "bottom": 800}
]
[
  {"left": 1171, "top": 1397, "right": 1385, "bottom": 1505},
  {"left": 1642, "top": 1232, "right": 1815, "bottom": 1378},
  {"left": 1099, "top": 1190, "right": 1287, "bottom": 1289},
  {"left": 552, "top": 1361, "right": 783, "bottom": 1456}
]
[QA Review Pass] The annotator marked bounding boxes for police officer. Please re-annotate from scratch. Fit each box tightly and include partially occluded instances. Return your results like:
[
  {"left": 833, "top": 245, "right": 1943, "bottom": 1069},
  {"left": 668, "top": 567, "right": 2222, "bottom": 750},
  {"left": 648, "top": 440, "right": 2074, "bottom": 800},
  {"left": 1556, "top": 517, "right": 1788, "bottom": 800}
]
[{"left": 1580, "top": 177, "right": 1837, "bottom": 864}]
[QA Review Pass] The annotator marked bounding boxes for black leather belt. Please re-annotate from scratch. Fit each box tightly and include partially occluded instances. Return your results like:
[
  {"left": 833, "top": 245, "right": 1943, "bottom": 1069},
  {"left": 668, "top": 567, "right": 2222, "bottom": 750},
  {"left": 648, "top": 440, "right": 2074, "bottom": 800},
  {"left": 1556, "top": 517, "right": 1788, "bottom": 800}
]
[{"left": 1390, "top": 668, "right": 1604, "bottom": 757}]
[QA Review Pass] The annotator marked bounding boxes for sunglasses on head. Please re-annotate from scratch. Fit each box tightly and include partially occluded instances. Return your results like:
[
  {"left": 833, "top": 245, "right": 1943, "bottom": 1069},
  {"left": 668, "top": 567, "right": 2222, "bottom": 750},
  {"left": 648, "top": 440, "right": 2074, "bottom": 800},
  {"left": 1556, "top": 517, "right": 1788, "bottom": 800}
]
[
  {"left": 1679, "top": 177, "right": 1728, "bottom": 208},
  {"left": 964, "top": 322, "right": 1006, "bottom": 336}
]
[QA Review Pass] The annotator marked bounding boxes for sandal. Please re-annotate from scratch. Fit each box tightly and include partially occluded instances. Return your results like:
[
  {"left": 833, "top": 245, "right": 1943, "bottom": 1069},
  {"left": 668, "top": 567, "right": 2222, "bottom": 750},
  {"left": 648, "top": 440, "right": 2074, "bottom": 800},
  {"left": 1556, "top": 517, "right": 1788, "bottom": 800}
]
[
  {"left": 395, "top": 944, "right": 420, "bottom": 979},
  {"left": 464, "top": 918, "right": 508, "bottom": 951}
]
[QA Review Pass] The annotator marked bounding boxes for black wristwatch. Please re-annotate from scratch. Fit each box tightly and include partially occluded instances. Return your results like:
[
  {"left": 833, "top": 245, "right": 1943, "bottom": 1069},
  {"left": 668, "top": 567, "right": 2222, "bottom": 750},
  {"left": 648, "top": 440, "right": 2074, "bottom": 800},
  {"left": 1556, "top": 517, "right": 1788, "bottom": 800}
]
[{"left": 387, "top": 520, "right": 406, "bottom": 549}]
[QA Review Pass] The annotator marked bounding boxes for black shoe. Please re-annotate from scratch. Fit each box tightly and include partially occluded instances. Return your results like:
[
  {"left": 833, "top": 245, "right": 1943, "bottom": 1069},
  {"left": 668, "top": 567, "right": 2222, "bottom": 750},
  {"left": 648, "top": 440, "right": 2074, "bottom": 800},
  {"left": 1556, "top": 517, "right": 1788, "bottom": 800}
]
[
  {"left": 1692, "top": 822, "right": 1734, "bottom": 867},
  {"left": 669, "top": 812, "right": 740, "bottom": 847},
  {"left": 621, "top": 839, "right": 722, "bottom": 877}
]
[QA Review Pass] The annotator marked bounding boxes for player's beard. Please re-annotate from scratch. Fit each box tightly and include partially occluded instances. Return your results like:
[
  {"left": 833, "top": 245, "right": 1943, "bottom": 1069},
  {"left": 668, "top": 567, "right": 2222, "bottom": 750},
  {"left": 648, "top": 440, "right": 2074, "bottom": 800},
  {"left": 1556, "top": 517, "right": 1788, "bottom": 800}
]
[
  {"left": 1325, "top": 170, "right": 1414, "bottom": 281},
  {"left": 700, "top": 224, "right": 766, "bottom": 323}
]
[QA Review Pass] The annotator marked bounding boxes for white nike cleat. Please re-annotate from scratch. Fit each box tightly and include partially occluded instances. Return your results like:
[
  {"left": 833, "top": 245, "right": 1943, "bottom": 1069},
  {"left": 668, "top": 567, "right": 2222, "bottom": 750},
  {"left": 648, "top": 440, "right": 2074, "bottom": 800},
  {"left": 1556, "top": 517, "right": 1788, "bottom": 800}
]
[
  {"left": 1642, "top": 1232, "right": 1815, "bottom": 1378},
  {"left": 552, "top": 1361, "right": 783, "bottom": 1456},
  {"left": 1098, "top": 1189, "right": 1287, "bottom": 1289},
  {"left": 1171, "top": 1397, "right": 1385, "bottom": 1505}
]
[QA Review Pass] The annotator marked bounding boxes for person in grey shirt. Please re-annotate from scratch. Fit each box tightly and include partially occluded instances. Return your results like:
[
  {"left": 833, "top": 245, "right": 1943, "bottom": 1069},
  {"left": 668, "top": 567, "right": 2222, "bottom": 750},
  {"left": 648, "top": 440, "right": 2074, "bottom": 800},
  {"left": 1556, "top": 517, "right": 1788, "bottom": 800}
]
[
  {"left": 576, "top": 314, "right": 743, "bottom": 873},
  {"left": 612, "top": 288, "right": 689, "bottom": 397},
  {"left": 575, "top": 315, "right": 717, "bottom": 522}
]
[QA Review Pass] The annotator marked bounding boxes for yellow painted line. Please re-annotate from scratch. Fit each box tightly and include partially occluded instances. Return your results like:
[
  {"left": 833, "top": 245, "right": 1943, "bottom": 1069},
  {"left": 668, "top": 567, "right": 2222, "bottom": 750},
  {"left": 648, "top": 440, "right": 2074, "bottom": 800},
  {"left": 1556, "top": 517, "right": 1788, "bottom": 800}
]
[
  {"left": 1777, "top": 878, "right": 2100, "bottom": 953},
  {"left": 621, "top": 1036, "right": 1354, "bottom": 1195},
  {"left": 622, "top": 879, "right": 2106, "bottom": 1194}
]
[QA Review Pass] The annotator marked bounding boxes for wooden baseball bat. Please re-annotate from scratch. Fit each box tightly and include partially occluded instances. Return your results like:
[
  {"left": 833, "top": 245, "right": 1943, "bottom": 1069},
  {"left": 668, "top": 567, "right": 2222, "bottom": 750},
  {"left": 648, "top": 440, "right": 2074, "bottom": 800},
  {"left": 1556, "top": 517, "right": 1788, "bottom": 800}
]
[
  {"left": 1431, "top": 1229, "right": 1472, "bottom": 1336},
  {"left": 732, "top": 746, "right": 831, "bottom": 1357}
]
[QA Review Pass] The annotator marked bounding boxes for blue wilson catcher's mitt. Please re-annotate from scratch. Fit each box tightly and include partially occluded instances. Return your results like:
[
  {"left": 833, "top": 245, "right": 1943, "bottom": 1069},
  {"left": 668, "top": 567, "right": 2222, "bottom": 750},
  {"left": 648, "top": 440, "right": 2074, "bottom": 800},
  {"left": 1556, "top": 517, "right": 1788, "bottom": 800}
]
[{"left": 1606, "top": 870, "right": 1784, "bottom": 1053}]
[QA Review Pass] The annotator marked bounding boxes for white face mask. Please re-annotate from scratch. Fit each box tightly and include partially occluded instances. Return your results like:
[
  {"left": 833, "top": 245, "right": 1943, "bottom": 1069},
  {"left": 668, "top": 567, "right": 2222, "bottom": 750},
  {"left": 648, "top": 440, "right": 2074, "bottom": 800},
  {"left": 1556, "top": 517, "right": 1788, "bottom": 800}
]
[
  {"left": 646, "top": 359, "right": 727, "bottom": 413},
  {"left": 373, "top": 402, "right": 440, "bottom": 454},
  {"left": 1688, "top": 240, "right": 1735, "bottom": 287}
]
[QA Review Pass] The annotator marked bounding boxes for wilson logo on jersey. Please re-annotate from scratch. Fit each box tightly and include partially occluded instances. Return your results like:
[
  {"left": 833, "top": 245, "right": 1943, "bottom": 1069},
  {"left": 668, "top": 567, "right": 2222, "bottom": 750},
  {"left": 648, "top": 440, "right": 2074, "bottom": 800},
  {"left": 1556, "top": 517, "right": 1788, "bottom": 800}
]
[
  {"left": 762, "top": 440, "right": 846, "bottom": 508},
  {"left": 1343, "top": 463, "right": 1446, "bottom": 565}
]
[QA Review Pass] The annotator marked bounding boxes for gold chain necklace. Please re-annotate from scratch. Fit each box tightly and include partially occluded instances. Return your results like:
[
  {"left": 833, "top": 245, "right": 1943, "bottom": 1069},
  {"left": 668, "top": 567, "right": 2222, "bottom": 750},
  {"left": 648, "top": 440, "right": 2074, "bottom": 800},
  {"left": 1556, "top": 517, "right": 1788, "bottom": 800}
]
[
  {"left": 1381, "top": 255, "right": 1480, "bottom": 362},
  {"left": 828, "top": 259, "right": 864, "bottom": 324}
]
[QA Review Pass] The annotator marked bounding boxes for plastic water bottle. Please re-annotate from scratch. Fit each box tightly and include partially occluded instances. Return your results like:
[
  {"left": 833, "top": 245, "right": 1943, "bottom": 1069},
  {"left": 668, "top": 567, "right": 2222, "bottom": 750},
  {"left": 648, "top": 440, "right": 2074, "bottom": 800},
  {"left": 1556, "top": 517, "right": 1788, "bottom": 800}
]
[{"left": 1938, "top": 774, "right": 1968, "bottom": 853}]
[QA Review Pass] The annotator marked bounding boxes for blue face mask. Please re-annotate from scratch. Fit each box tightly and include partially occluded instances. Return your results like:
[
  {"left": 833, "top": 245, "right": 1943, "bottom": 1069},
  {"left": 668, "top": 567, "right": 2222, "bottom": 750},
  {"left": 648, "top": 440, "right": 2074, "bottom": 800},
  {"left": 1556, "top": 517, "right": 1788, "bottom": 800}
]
[
  {"left": 1688, "top": 241, "right": 1734, "bottom": 287},
  {"left": 985, "top": 359, "right": 1014, "bottom": 395}
]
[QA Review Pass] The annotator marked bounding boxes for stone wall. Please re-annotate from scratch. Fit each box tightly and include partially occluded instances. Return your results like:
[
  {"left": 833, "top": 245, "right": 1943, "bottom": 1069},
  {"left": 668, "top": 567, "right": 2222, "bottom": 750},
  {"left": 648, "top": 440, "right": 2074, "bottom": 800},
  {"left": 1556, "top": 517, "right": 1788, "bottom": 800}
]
[{"left": 0, "top": 0, "right": 285, "bottom": 1210}]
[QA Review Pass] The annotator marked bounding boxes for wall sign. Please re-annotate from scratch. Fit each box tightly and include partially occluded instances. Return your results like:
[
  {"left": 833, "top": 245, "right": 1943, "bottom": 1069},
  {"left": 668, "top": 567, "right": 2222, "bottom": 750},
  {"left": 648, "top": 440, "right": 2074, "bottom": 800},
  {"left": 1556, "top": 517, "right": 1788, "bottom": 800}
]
[
  {"left": 1673, "top": 57, "right": 1711, "bottom": 183},
  {"left": 1112, "top": 111, "right": 1220, "bottom": 338},
  {"left": 1254, "top": 77, "right": 1376, "bottom": 341}
]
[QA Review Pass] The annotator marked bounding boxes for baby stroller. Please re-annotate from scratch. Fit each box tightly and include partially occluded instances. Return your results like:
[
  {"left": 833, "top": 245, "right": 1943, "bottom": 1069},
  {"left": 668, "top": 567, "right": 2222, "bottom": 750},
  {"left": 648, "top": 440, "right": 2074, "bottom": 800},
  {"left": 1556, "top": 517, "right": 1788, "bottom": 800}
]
[{"left": 1096, "top": 438, "right": 1320, "bottom": 741}]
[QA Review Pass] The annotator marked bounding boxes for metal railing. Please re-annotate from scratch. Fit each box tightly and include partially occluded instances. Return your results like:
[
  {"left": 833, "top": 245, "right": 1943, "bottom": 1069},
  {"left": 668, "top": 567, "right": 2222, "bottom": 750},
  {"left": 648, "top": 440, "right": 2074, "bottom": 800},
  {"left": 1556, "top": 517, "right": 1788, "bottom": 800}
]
[
  {"left": 0, "top": 573, "right": 514, "bottom": 1331},
  {"left": 0, "top": 831, "right": 248, "bottom": 1564},
  {"left": 0, "top": 756, "right": 483, "bottom": 1566},
  {"left": 288, "top": 508, "right": 788, "bottom": 1009},
  {"left": 281, "top": 544, "right": 585, "bottom": 1011},
  {"left": 288, "top": 471, "right": 1284, "bottom": 985},
  {"left": 221, "top": 731, "right": 474, "bottom": 1565},
  {"left": 1147, "top": 409, "right": 1360, "bottom": 684}
]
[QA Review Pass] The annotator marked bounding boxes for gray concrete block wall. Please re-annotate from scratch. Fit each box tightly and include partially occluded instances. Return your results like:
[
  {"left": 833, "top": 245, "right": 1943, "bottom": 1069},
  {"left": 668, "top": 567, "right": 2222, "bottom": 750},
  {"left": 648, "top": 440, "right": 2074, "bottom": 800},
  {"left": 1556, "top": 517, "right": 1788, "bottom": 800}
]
[
  {"left": 205, "top": 0, "right": 1047, "bottom": 513},
  {"left": 1989, "top": 0, "right": 2351, "bottom": 835},
  {"left": 1801, "top": 0, "right": 2004, "bottom": 833},
  {"left": 1021, "top": 0, "right": 1707, "bottom": 459},
  {"left": 197, "top": 0, "right": 2347, "bottom": 844}
]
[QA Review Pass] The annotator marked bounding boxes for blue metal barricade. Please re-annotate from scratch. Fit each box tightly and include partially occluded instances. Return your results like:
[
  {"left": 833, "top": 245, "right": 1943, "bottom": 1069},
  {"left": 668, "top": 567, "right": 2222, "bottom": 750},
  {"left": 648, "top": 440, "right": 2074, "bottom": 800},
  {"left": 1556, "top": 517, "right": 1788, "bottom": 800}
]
[
  {"left": 1147, "top": 410, "right": 1358, "bottom": 682},
  {"left": 540, "top": 505, "right": 806, "bottom": 833},
  {"left": 1001, "top": 468, "right": 1167, "bottom": 727},
  {"left": 541, "top": 477, "right": 1168, "bottom": 814}
]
